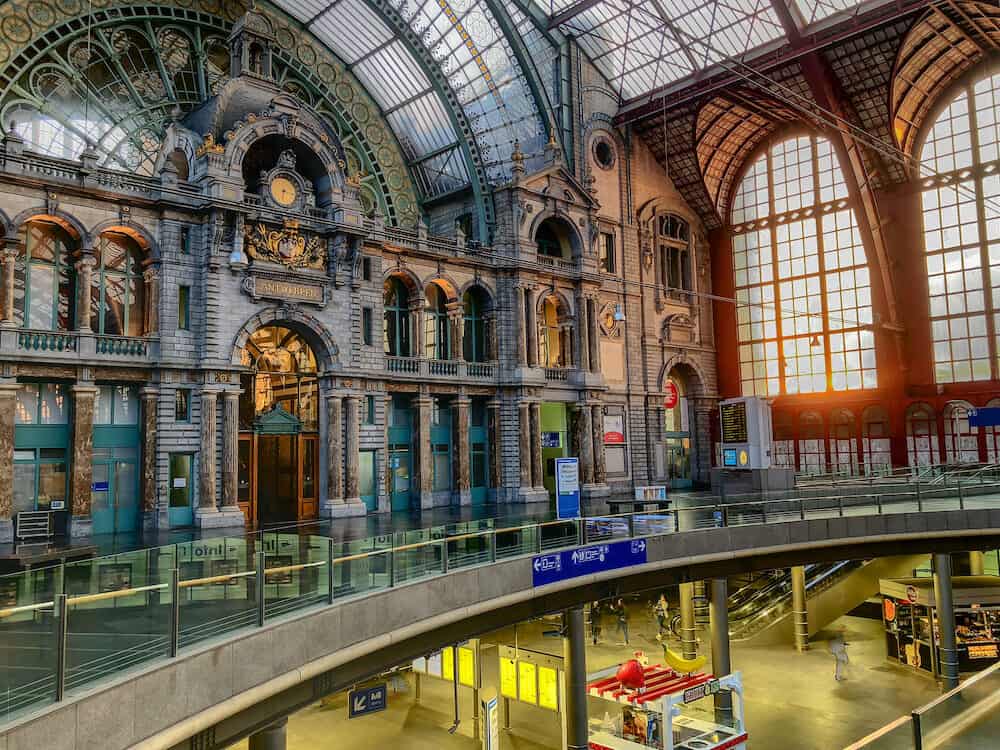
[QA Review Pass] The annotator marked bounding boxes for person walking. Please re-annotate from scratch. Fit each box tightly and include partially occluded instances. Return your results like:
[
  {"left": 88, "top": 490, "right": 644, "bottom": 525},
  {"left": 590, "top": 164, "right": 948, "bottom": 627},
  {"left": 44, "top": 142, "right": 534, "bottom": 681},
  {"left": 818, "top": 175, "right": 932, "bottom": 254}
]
[
  {"left": 590, "top": 601, "right": 603, "bottom": 645},
  {"left": 614, "top": 598, "right": 630, "bottom": 646},
  {"left": 830, "top": 627, "right": 850, "bottom": 681},
  {"left": 654, "top": 594, "right": 669, "bottom": 638}
]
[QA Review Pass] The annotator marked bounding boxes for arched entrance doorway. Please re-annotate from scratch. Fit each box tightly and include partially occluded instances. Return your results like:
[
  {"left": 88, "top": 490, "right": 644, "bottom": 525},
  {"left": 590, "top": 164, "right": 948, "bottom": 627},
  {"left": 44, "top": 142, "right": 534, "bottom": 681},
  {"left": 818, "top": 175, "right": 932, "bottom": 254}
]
[
  {"left": 238, "top": 325, "right": 320, "bottom": 525},
  {"left": 663, "top": 371, "right": 694, "bottom": 488}
]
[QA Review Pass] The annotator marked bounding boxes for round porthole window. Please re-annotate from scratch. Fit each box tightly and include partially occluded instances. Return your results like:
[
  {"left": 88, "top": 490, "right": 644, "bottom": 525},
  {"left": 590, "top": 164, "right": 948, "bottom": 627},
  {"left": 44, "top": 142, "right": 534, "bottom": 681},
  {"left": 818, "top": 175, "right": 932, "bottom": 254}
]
[{"left": 593, "top": 137, "right": 616, "bottom": 170}]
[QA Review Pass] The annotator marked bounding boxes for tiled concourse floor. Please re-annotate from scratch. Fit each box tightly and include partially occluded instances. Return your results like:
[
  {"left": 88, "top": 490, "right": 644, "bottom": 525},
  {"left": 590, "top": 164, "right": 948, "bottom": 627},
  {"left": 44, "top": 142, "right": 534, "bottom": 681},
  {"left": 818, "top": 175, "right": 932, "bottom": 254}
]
[{"left": 228, "top": 608, "right": 942, "bottom": 750}]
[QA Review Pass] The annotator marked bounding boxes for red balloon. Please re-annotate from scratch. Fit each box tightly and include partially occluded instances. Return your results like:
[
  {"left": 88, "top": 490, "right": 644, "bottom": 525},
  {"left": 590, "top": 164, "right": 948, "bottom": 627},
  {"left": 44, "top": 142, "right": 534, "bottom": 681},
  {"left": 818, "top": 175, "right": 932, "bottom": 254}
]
[{"left": 616, "top": 659, "right": 645, "bottom": 690}]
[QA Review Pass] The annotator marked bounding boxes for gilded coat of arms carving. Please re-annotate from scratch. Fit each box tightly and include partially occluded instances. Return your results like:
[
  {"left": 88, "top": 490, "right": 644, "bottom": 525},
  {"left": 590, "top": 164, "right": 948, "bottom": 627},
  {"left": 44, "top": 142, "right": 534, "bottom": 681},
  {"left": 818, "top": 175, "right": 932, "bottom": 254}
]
[{"left": 245, "top": 221, "right": 325, "bottom": 270}]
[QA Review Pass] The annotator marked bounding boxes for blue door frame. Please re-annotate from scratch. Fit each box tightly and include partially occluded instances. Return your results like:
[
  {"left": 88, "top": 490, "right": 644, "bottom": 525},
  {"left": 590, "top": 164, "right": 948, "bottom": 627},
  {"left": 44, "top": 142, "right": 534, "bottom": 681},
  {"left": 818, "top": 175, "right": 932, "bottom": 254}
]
[
  {"left": 168, "top": 453, "right": 195, "bottom": 527},
  {"left": 388, "top": 396, "right": 413, "bottom": 511},
  {"left": 91, "top": 425, "right": 140, "bottom": 535}
]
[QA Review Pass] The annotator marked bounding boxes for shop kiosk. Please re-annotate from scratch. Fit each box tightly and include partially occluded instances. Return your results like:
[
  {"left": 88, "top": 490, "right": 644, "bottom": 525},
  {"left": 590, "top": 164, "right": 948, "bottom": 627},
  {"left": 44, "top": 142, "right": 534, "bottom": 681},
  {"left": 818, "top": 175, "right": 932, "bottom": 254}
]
[{"left": 585, "top": 663, "right": 747, "bottom": 750}]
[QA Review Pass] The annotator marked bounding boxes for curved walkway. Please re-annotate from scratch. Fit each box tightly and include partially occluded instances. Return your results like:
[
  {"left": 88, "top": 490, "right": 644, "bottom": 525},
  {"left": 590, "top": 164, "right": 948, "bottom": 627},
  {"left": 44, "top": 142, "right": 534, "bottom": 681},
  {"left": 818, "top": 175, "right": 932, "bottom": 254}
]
[{"left": 2, "top": 486, "right": 1000, "bottom": 750}]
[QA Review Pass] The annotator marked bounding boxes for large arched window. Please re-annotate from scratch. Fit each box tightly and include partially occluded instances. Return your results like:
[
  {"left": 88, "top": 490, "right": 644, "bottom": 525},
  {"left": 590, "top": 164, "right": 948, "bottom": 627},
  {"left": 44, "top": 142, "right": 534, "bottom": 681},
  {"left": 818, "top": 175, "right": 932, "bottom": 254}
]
[
  {"left": 829, "top": 408, "right": 858, "bottom": 476},
  {"left": 943, "top": 401, "right": 979, "bottom": 464},
  {"left": 383, "top": 277, "right": 411, "bottom": 357},
  {"left": 15, "top": 221, "right": 76, "bottom": 331},
  {"left": 798, "top": 411, "right": 826, "bottom": 475},
  {"left": 91, "top": 233, "right": 145, "bottom": 336},
  {"left": 424, "top": 284, "right": 451, "bottom": 360},
  {"left": 919, "top": 71, "right": 1000, "bottom": 383},
  {"left": 656, "top": 214, "right": 692, "bottom": 296},
  {"left": 862, "top": 406, "right": 891, "bottom": 475},
  {"left": 463, "top": 287, "right": 489, "bottom": 363},
  {"left": 539, "top": 295, "right": 570, "bottom": 368},
  {"left": 906, "top": 403, "right": 938, "bottom": 468},
  {"left": 731, "top": 135, "right": 876, "bottom": 396}
]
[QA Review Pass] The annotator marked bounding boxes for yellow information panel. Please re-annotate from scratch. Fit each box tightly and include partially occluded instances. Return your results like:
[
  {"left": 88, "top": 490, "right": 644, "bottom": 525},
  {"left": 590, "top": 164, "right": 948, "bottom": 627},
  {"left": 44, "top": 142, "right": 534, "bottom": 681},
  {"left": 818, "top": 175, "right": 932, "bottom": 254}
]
[
  {"left": 500, "top": 658, "right": 517, "bottom": 699},
  {"left": 518, "top": 661, "right": 537, "bottom": 704},
  {"left": 538, "top": 666, "right": 558, "bottom": 711},
  {"left": 442, "top": 647, "right": 454, "bottom": 681},
  {"left": 458, "top": 647, "right": 475, "bottom": 687}
]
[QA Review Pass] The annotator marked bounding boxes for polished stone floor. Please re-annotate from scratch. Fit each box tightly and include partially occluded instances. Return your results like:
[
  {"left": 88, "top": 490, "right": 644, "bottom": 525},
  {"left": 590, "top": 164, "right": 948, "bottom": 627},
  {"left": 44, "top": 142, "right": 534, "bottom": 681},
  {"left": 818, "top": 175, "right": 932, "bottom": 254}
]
[{"left": 226, "top": 608, "right": 941, "bottom": 750}]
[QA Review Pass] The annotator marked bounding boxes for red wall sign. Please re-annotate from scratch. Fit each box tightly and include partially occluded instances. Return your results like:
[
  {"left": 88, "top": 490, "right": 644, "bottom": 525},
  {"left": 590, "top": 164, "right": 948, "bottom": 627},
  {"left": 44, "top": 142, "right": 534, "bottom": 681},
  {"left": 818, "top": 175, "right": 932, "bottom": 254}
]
[{"left": 664, "top": 381, "right": 679, "bottom": 409}]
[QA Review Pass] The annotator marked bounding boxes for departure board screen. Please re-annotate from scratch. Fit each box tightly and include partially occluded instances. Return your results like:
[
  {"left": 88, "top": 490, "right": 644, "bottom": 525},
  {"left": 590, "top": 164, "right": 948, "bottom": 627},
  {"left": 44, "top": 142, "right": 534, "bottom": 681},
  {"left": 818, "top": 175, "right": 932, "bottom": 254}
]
[{"left": 720, "top": 401, "right": 748, "bottom": 443}]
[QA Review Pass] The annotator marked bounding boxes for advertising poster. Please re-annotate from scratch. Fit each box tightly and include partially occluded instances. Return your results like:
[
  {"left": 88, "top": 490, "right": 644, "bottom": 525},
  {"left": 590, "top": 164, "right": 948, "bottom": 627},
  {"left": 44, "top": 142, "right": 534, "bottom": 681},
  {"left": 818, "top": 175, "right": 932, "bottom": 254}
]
[
  {"left": 483, "top": 696, "right": 499, "bottom": 750},
  {"left": 458, "top": 646, "right": 475, "bottom": 687},
  {"left": 517, "top": 661, "right": 537, "bottom": 704},
  {"left": 603, "top": 414, "right": 625, "bottom": 444},
  {"left": 538, "top": 666, "right": 558, "bottom": 711},
  {"left": 442, "top": 646, "right": 455, "bottom": 681},
  {"left": 427, "top": 651, "right": 443, "bottom": 678},
  {"left": 500, "top": 658, "right": 517, "bottom": 699}
]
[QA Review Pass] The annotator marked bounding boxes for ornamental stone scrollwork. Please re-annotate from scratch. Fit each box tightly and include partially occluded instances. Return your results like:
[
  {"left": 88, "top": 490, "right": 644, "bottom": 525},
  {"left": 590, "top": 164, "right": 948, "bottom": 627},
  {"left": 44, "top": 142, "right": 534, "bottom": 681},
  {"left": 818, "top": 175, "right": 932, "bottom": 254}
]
[
  {"left": 598, "top": 303, "right": 621, "bottom": 339},
  {"left": 245, "top": 219, "right": 325, "bottom": 270},
  {"left": 663, "top": 313, "right": 697, "bottom": 345},
  {"left": 195, "top": 132, "right": 225, "bottom": 157}
]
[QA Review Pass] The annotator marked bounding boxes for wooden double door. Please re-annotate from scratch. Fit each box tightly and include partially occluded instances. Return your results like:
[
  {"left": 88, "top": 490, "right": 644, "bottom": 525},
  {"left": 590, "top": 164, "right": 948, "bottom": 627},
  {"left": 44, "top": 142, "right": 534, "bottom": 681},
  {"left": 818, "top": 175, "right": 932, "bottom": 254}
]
[{"left": 238, "top": 433, "right": 318, "bottom": 526}]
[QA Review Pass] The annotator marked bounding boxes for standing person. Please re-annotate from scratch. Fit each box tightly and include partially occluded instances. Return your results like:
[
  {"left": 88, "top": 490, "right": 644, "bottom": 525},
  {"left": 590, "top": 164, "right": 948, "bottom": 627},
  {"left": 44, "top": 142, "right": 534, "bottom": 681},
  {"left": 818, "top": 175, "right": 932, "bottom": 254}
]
[
  {"left": 654, "top": 594, "right": 669, "bottom": 638},
  {"left": 615, "top": 598, "right": 630, "bottom": 646},
  {"left": 590, "top": 601, "right": 603, "bottom": 645},
  {"left": 830, "top": 627, "right": 850, "bottom": 681}
]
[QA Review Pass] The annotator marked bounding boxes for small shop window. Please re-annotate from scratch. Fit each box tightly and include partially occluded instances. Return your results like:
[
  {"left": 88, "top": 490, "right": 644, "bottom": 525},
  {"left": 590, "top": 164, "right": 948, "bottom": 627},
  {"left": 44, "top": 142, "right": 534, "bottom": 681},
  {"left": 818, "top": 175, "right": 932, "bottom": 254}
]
[
  {"left": 14, "top": 447, "right": 67, "bottom": 512},
  {"left": 432, "top": 443, "right": 451, "bottom": 491},
  {"left": 362, "top": 307, "right": 374, "bottom": 346},
  {"left": 169, "top": 453, "right": 193, "bottom": 509},
  {"left": 15, "top": 383, "right": 69, "bottom": 425},
  {"left": 362, "top": 257, "right": 372, "bottom": 281},
  {"left": 359, "top": 450, "right": 377, "bottom": 499},
  {"left": 175, "top": 389, "right": 190, "bottom": 421},
  {"left": 364, "top": 395, "right": 376, "bottom": 425}
]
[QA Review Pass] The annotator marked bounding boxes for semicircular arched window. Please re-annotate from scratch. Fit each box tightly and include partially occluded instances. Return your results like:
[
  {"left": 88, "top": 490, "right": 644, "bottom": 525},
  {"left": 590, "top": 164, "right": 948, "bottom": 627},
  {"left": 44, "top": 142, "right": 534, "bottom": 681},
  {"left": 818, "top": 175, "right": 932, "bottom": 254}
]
[
  {"left": 730, "top": 135, "right": 876, "bottom": 396},
  {"left": 91, "top": 233, "right": 146, "bottom": 337},
  {"left": 919, "top": 71, "right": 1000, "bottom": 383}
]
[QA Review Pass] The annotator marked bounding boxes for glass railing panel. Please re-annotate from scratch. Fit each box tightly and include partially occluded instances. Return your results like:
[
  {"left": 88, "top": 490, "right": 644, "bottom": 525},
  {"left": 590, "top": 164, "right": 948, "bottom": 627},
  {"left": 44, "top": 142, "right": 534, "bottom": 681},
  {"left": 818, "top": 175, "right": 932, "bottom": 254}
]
[
  {"left": 541, "top": 520, "right": 579, "bottom": 550},
  {"left": 264, "top": 535, "right": 330, "bottom": 621},
  {"left": 843, "top": 715, "right": 914, "bottom": 749},
  {"left": 494, "top": 525, "right": 538, "bottom": 559},
  {"left": 633, "top": 511, "right": 674, "bottom": 536},
  {"left": 177, "top": 534, "right": 256, "bottom": 649},
  {"left": 583, "top": 517, "right": 629, "bottom": 544},
  {"left": 445, "top": 533, "right": 491, "bottom": 569},
  {"left": 0, "top": 567, "right": 57, "bottom": 721},
  {"left": 64, "top": 546, "right": 171, "bottom": 692},
  {"left": 332, "top": 548, "right": 391, "bottom": 599},
  {"left": 916, "top": 664, "right": 1000, "bottom": 747},
  {"left": 393, "top": 542, "right": 444, "bottom": 585}
]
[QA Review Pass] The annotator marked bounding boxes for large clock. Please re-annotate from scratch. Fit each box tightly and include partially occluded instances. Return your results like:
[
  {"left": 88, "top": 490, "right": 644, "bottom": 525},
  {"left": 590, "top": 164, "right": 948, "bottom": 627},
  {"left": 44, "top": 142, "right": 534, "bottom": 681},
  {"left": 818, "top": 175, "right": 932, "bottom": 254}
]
[{"left": 270, "top": 176, "right": 298, "bottom": 207}]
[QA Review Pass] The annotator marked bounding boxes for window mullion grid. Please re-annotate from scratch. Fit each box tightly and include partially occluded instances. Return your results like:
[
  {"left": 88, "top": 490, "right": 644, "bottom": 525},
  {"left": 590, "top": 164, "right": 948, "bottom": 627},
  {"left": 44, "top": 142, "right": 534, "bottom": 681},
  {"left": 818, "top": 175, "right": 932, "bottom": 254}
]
[
  {"left": 811, "top": 136, "right": 834, "bottom": 393},
  {"left": 767, "top": 146, "right": 786, "bottom": 396},
  {"left": 967, "top": 82, "right": 1000, "bottom": 381}
]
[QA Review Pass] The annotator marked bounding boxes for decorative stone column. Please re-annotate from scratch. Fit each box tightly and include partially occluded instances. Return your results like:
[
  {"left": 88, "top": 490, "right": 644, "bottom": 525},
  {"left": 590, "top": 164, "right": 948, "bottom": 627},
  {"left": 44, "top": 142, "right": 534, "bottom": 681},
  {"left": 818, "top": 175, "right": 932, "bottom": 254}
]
[
  {"left": 415, "top": 393, "right": 434, "bottom": 508},
  {"left": 344, "top": 394, "right": 362, "bottom": 506},
  {"left": 0, "top": 240, "right": 19, "bottom": 326},
  {"left": 70, "top": 383, "right": 99, "bottom": 538},
  {"left": 518, "top": 401, "right": 531, "bottom": 489},
  {"left": 484, "top": 311, "right": 497, "bottom": 362},
  {"left": 575, "top": 291, "right": 590, "bottom": 372},
  {"left": 409, "top": 297, "right": 425, "bottom": 358},
  {"left": 591, "top": 403, "right": 607, "bottom": 486},
  {"left": 221, "top": 390, "right": 241, "bottom": 510},
  {"left": 587, "top": 297, "right": 601, "bottom": 373},
  {"left": 529, "top": 401, "right": 543, "bottom": 490},
  {"left": 447, "top": 302, "right": 464, "bottom": 361},
  {"left": 75, "top": 250, "right": 96, "bottom": 333},
  {"left": 453, "top": 395, "right": 471, "bottom": 505},
  {"left": 324, "top": 394, "right": 344, "bottom": 511},
  {"left": 487, "top": 399, "right": 502, "bottom": 494},
  {"left": 198, "top": 390, "right": 218, "bottom": 516},
  {"left": 142, "top": 264, "right": 160, "bottom": 335},
  {"left": 139, "top": 387, "right": 158, "bottom": 525},
  {"left": 560, "top": 322, "right": 574, "bottom": 369},
  {"left": 574, "top": 402, "right": 594, "bottom": 485},
  {"left": 0, "top": 382, "right": 18, "bottom": 543},
  {"left": 525, "top": 286, "right": 538, "bottom": 367},
  {"left": 515, "top": 286, "right": 527, "bottom": 365}
]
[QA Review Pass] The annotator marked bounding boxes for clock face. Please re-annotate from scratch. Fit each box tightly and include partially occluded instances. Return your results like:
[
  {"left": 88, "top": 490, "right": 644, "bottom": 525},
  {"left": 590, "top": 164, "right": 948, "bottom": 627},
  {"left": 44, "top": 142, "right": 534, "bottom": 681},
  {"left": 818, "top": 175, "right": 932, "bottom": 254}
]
[{"left": 270, "top": 176, "right": 298, "bottom": 206}]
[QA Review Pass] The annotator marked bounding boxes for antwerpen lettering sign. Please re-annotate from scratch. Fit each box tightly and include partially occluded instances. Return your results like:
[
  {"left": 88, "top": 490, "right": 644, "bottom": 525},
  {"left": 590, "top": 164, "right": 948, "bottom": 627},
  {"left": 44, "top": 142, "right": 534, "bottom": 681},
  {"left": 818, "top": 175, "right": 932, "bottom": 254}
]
[{"left": 242, "top": 276, "right": 326, "bottom": 306}]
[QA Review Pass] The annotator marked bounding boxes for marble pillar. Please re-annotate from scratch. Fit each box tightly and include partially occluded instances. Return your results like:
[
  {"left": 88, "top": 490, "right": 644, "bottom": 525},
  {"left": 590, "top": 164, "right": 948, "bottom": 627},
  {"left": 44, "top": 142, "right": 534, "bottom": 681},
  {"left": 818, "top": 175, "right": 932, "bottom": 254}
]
[
  {"left": 529, "top": 402, "right": 543, "bottom": 489},
  {"left": 0, "top": 384, "right": 17, "bottom": 542},
  {"left": 139, "top": 388, "right": 158, "bottom": 518},
  {"left": 143, "top": 265, "right": 160, "bottom": 336},
  {"left": 325, "top": 394, "right": 344, "bottom": 507},
  {"left": 70, "top": 384, "right": 99, "bottom": 537},
  {"left": 221, "top": 391, "right": 240, "bottom": 509},
  {"left": 525, "top": 288, "right": 538, "bottom": 367},
  {"left": 587, "top": 298, "right": 601, "bottom": 373},
  {"left": 344, "top": 395, "right": 361, "bottom": 503},
  {"left": 488, "top": 400, "right": 502, "bottom": 493},
  {"left": 484, "top": 312, "right": 497, "bottom": 362},
  {"left": 415, "top": 395, "right": 434, "bottom": 508},
  {"left": 0, "top": 242, "right": 18, "bottom": 326},
  {"left": 198, "top": 391, "right": 217, "bottom": 512},
  {"left": 75, "top": 252, "right": 95, "bottom": 333},
  {"left": 576, "top": 292, "right": 590, "bottom": 372},
  {"left": 453, "top": 396, "right": 471, "bottom": 504},
  {"left": 518, "top": 402, "right": 531, "bottom": 489},
  {"left": 410, "top": 299, "right": 424, "bottom": 358},
  {"left": 515, "top": 288, "right": 527, "bottom": 365},
  {"left": 575, "top": 403, "right": 594, "bottom": 485},
  {"left": 448, "top": 303, "right": 464, "bottom": 360},
  {"left": 592, "top": 403, "right": 606, "bottom": 486}
]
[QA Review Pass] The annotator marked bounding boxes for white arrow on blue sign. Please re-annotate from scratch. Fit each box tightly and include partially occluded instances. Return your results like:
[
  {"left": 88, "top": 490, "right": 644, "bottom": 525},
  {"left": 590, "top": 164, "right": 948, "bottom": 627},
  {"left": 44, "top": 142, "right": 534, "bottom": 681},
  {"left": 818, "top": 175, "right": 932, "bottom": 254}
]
[{"left": 348, "top": 684, "right": 388, "bottom": 718}]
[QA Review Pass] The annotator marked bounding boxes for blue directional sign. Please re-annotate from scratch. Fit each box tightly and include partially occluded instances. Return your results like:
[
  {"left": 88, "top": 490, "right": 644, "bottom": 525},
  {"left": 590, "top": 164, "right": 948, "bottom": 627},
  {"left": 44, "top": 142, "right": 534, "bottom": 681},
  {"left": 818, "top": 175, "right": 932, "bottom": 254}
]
[
  {"left": 348, "top": 683, "right": 388, "bottom": 718},
  {"left": 531, "top": 538, "right": 648, "bottom": 587},
  {"left": 970, "top": 407, "right": 1000, "bottom": 428},
  {"left": 555, "top": 457, "right": 581, "bottom": 520}
]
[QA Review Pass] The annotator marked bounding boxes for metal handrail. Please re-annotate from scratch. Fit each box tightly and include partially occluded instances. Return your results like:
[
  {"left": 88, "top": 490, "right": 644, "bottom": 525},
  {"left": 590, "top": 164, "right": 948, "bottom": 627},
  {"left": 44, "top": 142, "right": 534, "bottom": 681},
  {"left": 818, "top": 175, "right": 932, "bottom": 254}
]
[{"left": 4, "top": 479, "right": 1000, "bottom": 725}]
